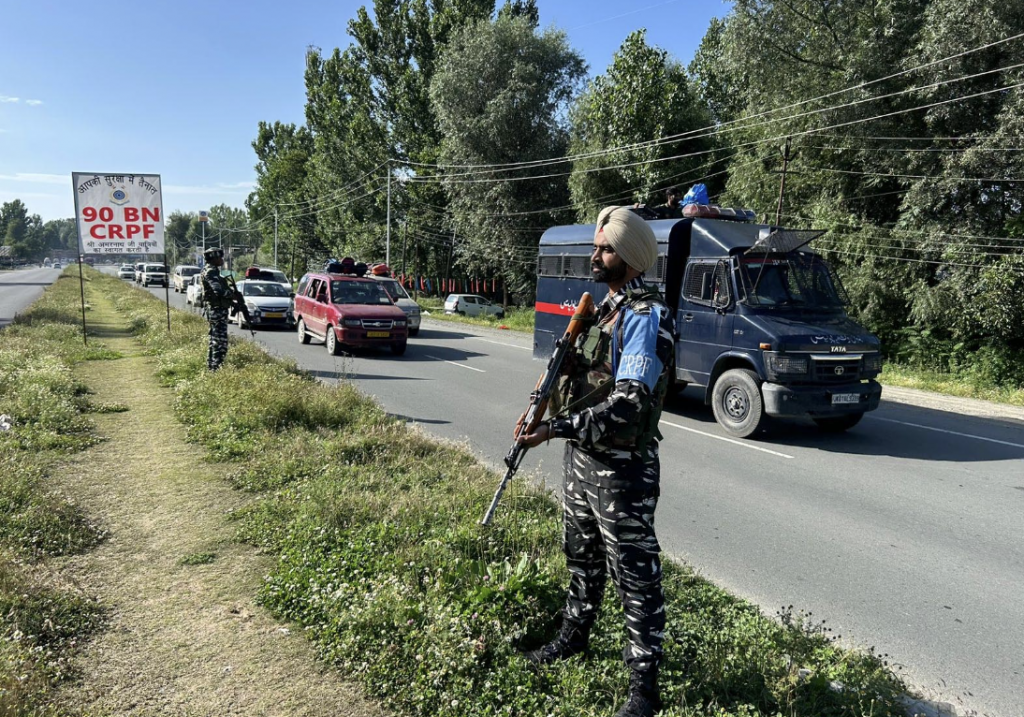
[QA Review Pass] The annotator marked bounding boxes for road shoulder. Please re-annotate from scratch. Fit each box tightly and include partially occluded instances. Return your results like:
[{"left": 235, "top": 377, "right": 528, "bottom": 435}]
[{"left": 51, "top": 291, "right": 378, "bottom": 716}]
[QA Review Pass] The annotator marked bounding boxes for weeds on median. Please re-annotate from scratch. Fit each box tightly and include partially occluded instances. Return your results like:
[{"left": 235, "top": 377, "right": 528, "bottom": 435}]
[
  {"left": 94, "top": 266, "right": 910, "bottom": 717},
  {"left": 0, "top": 273, "right": 109, "bottom": 715}
]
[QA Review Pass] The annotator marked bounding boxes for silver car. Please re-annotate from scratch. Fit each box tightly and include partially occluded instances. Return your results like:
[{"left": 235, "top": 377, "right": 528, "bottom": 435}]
[{"left": 231, "top": 280, "right": 295, "bottom": 329}]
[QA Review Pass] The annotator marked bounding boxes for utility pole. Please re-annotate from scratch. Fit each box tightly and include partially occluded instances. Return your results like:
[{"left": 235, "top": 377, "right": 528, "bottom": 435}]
[
  {"left": 401, "top": 223, "right": 408, "bottom": 277},
  {"left": 274, "top": 207, "right": 279, "bottom": 268},
  {"left": 775, "top": 136, "right": 793, "bottom": 227},
  {"left": 386, "top": 162, "right": 392, "bottom": 267},
  {"left": 446, "top": 228, "right": 456, "bottom": 289}
]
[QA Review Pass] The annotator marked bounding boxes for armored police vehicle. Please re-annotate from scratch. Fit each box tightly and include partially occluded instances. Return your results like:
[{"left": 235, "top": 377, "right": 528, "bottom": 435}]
[{"left": 535, "top": 206, "right": 883, "bottom": 437}]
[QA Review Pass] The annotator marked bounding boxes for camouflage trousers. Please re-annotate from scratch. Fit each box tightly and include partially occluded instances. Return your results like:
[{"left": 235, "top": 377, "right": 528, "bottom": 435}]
[
  {"left": 560, "top": 443, "right": 665, "bottom": 673},
  {"left": 207, "top": 307, "right": 229, "bottom": 371}
]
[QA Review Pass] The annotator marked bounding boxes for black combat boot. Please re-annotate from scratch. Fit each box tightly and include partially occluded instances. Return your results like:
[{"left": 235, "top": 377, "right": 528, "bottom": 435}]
[
  {"left": 523, "top": 621, "right": 589, "bottom": 665},
  {"left": 613, "top": 668, "right": 662, "bottom": 717}
]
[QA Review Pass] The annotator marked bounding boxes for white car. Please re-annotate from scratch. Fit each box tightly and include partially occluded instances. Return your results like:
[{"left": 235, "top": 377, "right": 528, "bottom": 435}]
[
  {"left": 444, "top": 294, "right": 505, "bottom": 319},
  {"left": 117, "top": 264, "right": 134, "bottom": 279},
  {"left": 230, "top": 280, "right": 295, "bottom": 329},
  {"left": 185, "top": 274, "right": 204, "bottom": 307},
  {"left": 140, "top": 263, "right": 168, "bottom": 287},
  {"left": 172, "top": 265, "right": 202, "bottom": 293},
  {"left": 368, "top": 275, "right": 421, "bottom": 336},
  {"left": 243, "top": 267, "right": 292, "bottom": 294}
]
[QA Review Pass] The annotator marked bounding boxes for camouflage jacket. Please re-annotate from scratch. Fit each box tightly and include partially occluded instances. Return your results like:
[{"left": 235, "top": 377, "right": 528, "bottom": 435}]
[
  {"left": 550, "top": 276, "right": 675, "bottom": 484},
  {"left": 201, "top": 266, "right": 233, "bottom": 310}
]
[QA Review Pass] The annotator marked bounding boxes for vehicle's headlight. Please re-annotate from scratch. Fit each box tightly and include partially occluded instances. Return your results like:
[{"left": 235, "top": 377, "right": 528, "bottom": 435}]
[
  {"left": 394, "top": 319, "right": 407, "bottom": 327},
  {"left": 343, "top": 319, "right": 361, "bottom": 328},
  {"left": 766, "top": 352, "right": 808, "bottom": 375},
  {"left": 864, "top": 353, "right": 883, "bottom": 373}
]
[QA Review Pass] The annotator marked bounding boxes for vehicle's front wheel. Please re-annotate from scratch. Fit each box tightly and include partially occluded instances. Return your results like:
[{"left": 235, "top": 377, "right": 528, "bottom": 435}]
[
  {"left": 409, "top": 327, "right": 419, "bottom": 337},
  {"left": 391, "top": 341, "right": 407, "bottom": 356},
  {"left": 297, "top": 318, "right": 310, "bottom": 344},
  {"left": 711, "top": 368, "right": 765, "bottom": 438},
  {"left": 326, "top": 326, "right": 341, "bottom": 355},
  {"left": 813, "top": 412, "right": 865, "bottom": 433}
]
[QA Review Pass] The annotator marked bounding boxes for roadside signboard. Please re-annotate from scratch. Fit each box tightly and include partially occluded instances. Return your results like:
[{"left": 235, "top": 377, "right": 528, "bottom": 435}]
[{"left": 72, "top": 173, "right": 164, "bottom": 255}]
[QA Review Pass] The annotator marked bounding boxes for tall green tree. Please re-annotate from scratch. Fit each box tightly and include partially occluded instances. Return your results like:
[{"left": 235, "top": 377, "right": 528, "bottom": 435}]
[
  {"left": 431, "top": 10, "right": 586, "bottom": 299},
  {"left": 568, "top": 30, "right": 716, "bottom": 221},
  {"left": 247, "top": 121, "right": 320, "bottom": 276}
]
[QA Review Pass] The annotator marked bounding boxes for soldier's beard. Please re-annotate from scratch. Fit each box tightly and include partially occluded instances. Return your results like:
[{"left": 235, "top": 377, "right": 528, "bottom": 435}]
[{"left": 591, "top": 260, "right": 626, "bottom": 283}]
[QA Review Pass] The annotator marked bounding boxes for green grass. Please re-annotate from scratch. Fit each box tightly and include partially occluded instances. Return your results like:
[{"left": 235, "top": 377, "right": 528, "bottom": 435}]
[
  {"left": 179, "top": 552, "right": 217, "bottom": 566},
  {"left": 0, "top": 269, "right": 110, "bottom": 716},
  {"left": 418, "top": 297, "right": 535, "bottom": 333},
  {"left": 881, "top": 362, "right": 1024, "bottom": 407},
  {"left": 87, "top": 265, "right": 911, "bottom": 717}
]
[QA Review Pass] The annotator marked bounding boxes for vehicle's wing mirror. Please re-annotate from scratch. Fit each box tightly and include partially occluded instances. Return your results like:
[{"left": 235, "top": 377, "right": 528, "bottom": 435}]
[{"left": 289, "top": 292, "right": 295, "bottom": 298}]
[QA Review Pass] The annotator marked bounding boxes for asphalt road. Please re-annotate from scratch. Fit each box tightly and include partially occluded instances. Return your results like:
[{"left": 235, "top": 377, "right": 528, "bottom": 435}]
[
  {"left": 119, "top": 266, "right": 1023, "bottom": 716},
  {"left": 0, "top": 265, "right": 64, "bottom": 328}
]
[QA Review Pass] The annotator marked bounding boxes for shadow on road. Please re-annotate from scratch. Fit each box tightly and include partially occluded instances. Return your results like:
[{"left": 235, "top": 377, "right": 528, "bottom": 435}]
[
  {"left": 390, "top": 413, "right": 451, "bottom": 425},
  {"left": 0, "top": 282, "right": 55, "bottom": 287},
  {"left": 663, "top": 386, "right": 1024, "bottom": 462},
  {"left": 304, "top": 368, "right": 427, "bottom": 382}
]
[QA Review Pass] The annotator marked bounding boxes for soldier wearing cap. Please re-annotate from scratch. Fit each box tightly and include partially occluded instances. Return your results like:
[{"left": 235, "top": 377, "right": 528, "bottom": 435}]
[
  {"left": 200, "top": 247, "right": 233, "bottom": 370},
  {"left": 517, "top": 206, "right": 676, "bottom": 717}
]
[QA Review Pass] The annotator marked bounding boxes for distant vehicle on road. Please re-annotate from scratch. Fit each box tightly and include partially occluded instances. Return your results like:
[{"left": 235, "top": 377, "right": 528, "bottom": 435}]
[
  {"left": 140, "top": 263, "right": 168, "bottom": 287},
  {"left": 52, "top": 262, "right": 62, "bottom": 270},
  {"left": 243, "top": 266, "right": 291, "bottom": 293},
  {"left": 230, "top": 280, "right": 295, "bottom": 329},
  {"left": 535, "top": 206, "right": 883, "bottom": 437},
  {"left": 185, "top": 275, "right": 204, "bottom": 307},
  {"left": 172, "top": 265, "right": 202, "bottom": 293},
  {"left": 134, "top": 261, "right": 146, "bottom": 283},
  {"left": 117, "top": 264, "right": 134, "bottom": 279},
  {"left": 444, "top": 294, "right": 505, "bottom": 319},
  {"left": 294, "top": 271, "right": 408, "bottom": 356},
  {"left": 367, "top": 274, "right": 421, "bottom": 336}
]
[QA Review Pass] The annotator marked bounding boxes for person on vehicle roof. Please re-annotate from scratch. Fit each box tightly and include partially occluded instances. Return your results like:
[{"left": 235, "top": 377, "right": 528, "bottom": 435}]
[
  {"left": 516, "top": 206, "right": 676, "bottom": 717},
  {"left": 651, "top": 186, "right": 683, "bottom": 220}
]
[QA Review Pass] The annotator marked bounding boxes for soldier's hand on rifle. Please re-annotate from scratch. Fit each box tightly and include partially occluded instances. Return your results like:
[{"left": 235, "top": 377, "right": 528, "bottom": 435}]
[{"left": 516, "top": 422, "right": 551, "bottom": 448}]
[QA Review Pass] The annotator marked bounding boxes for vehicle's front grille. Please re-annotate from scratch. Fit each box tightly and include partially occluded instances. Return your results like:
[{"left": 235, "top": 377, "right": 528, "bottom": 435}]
[
  {"left": 812, "top": 357, "right": 861, "bottom": 383},
  {"left": 360, "top": 319, "right": 394, "bottom": 330}
]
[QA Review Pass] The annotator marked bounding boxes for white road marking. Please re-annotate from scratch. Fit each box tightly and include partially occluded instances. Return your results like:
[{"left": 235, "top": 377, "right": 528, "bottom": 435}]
[
  {"left": 470, "top": 337, "right": 532, "bottom": 351},
  {"left": 660, "top": 420, "right": 795, "bottom": 458},
  {"left": 424, "top": 354, "right": 486, "bottom": 373},
  {"left": 870, "top": 416, "right": 1024, "bottom": 450}
]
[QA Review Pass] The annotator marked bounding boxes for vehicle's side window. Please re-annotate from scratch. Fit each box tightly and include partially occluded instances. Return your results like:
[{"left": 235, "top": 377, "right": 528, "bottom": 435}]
[
  {"left": 306, "top": 279, "right": 321, "bottom": 300},
  {"left": 683, "top": 262, "right": 719, "bottom": 307},
  {"left": 464, "top": 296, "right": 476, "bottom": 304},
  {"left": 296, "top": 276, "right": 309, "bottom": 296}
]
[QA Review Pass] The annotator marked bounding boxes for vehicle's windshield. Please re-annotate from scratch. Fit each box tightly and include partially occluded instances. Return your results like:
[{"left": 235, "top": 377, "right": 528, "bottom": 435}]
[
  {"left": 330, "top": 280, "right": 394, "bottom": 305},
  {"left": 181, "top": 267, "right": 200, "bottom": 277},
  {"left": 379, "top": 279, "right": 410, "bottom": 300},
  {"left": 738, "top": 255, "right": 846, "bottom": 310},
  {"left": 242, "top": 282, "right": 291, "bottom": 297},
  {"left": 144, "top": 264, "right": 167, "bottom": 272}
]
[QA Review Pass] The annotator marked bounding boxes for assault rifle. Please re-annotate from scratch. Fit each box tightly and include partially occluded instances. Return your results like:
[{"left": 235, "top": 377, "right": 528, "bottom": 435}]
[
  {"left": 480, "top": 291, "right": 595, "bottom": 526},
  {"left": 225, "top": 274, "right": 256, "bottom": 337}
]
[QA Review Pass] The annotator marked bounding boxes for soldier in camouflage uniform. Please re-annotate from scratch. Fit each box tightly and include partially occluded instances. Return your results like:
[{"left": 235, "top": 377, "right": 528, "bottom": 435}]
[
  {"left": 518, "top": 206, "right": 676, "bottom": 717},
  {"left": 200, "top": 247, "right": 233, "bottom": 371}
]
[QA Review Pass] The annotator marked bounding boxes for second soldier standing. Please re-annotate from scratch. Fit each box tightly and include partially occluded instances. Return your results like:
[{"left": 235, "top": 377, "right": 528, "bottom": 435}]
[{"left": 200, "top": 247, "right": 232, "bottom": 371}]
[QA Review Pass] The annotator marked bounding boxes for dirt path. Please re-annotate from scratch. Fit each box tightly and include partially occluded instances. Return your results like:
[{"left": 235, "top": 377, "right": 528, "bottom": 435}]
[{"left": 53, "top": 293, "right": 380, "bottom": 717}]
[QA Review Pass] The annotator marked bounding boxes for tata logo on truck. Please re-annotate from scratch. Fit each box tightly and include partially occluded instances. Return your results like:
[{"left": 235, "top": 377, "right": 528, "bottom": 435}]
[{"left": 830, "top": 346, "right": 847, "bottom": 353}]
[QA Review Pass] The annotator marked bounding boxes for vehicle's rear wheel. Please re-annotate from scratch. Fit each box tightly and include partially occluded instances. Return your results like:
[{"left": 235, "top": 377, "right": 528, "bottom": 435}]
[
  {"left": 297, "top": 318, "right": 310, "bottom": 344},
  {"left": 813, "top": 412, "right": 865, "bottom": 433},
  {"left": 326, "top": 326, "right": 342, "bottom": 355},
  {"left": 391, "top": 341, "right": 407, "bottom": 356},
  {"left": 711, "top": 368, "right": 765, "bottom": 438},
  {"left": 496, "top": 312, "right": 505, "bottom": 319}
]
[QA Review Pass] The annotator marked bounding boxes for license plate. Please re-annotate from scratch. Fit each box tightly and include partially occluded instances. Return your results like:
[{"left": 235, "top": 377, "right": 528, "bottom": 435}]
[
  {"left": 832, "top": 393, "right": 860, "bottom": 405},
  {"left": 264, "top": 312, "right": 283, "bottom": 318},
  {"left": 367, "top": 331, "right": 390, "bottom": 338}
]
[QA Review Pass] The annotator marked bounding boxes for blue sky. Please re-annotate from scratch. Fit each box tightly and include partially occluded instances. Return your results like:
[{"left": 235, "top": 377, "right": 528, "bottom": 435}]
[{"left": 0, "top": 0, "right": 727, "bottom": 221}]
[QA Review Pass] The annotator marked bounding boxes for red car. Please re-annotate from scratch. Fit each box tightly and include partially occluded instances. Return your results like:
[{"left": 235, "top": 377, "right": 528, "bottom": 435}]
[{"left": 293, "top": 272, "right": 408, "bottom": 355}]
